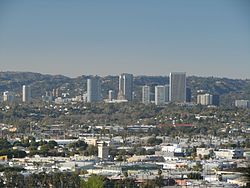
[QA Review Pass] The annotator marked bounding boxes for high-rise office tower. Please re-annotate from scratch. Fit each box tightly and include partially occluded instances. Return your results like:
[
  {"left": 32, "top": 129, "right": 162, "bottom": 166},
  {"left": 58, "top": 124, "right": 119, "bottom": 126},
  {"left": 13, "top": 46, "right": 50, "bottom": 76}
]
[
  {"left": 155, "top": 86, "right": 166, "bottom": 105},
  {"left": 165, "top": 85, "right": 169, "bottom": 103},
  {"left": 22, "top": 85, "right": 31, "bottom": 102},
  {"left": 142, "top": 85, "right": 150, "bottom": 104},
  {"left": 169, "top": 72, "right": 186, "bottom": 103},
  {"left": 117, "top": 73, "right": 133, "bottom": 101},
  {"left": 87, "top": 77, "right": 102, "bottom": 102}
]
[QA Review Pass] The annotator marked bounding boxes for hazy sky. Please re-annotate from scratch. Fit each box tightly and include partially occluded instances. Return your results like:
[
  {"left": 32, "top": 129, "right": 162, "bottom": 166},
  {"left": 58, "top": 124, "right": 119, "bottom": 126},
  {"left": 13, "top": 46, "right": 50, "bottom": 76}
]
[{"left": 0, "top": 0, "right": 249, "bottom": 78}]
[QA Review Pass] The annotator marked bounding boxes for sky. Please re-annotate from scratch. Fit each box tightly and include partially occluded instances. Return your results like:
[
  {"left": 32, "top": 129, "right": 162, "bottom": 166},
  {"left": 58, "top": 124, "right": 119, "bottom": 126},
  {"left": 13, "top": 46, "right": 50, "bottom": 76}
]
[{"left": 0, "top": 0, "right": 249, "bottom": 79}]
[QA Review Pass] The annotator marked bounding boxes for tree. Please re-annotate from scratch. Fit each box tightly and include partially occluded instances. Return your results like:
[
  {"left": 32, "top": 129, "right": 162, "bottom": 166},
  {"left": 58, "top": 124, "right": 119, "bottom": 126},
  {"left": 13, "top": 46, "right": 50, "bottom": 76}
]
[
  {"left": 81, "top": 175, "right": 104, "bottom": 188},
  {"left": 187, "top": 173, "right": 203, "bottom": 179},
  {"left": 242, "top": 166, "right": 250, "bottom": 187},
  {"left": 47, "top": 140, "right": 58, "bottom": 149},
  {"left": 155, "top": 169, "right": 163, "bottom": 188},
  {"left": 12, "top": 150, "right": 27, "bottom": 158},
  {"left": 4, "top": 171, "right": 25, "bottom": 188},
  {"left": 147, "top": 137, "right": 162, "bottom": 146},
  {"left": 193, "top": 162, "right": 203, "bottom": 172},
  {"left": 84, "top": 145, "right": 98, "bottom": 156},
  {"left": 26, "top": 174, "right": 40, "bottom": 188},
  {"left": 0, "top": 138, "right": 12, "bottom": 150}
]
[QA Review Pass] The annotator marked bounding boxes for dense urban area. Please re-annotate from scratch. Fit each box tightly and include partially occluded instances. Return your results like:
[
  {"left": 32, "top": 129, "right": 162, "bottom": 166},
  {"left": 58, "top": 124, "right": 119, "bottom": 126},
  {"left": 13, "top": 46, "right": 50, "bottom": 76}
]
[{"left": 0, "top": 71, "right": 250, "bottom": 188}]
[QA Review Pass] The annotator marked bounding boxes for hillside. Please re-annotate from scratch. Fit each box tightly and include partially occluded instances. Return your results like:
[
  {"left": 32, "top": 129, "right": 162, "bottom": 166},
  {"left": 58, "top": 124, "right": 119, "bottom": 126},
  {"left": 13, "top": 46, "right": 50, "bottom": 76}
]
[{"left": 0, "top": 72, "right": 249, "bottom": 106}]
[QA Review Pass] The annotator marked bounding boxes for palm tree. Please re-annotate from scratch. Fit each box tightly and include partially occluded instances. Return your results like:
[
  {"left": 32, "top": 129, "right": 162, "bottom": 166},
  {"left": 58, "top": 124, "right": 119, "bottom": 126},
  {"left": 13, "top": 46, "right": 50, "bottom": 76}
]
[{"left": 155, "top": 169, "right": 163, "bottom": 188}]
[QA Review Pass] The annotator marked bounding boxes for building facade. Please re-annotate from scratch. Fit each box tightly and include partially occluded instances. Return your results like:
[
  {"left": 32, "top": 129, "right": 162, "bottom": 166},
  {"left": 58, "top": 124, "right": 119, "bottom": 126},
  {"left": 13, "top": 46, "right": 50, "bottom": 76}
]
[
  {"left": 169, "top": 72, "right": 186, "bottom": 103},
  {"left": 87, "top": 77, "right": 102, "bottom": 102},
  {"left": 117, "top": 73, "right": 133, "bottom": 101},
  {"left": 235, "top": 100, "right": 249, "bottom": 108},
  {"left": 98, "top": 143, "right": 109, "bottom": 160},
  {"left": 165, "top": 85, "right": 169, "bottom": 103},
  {"left": 142, "top": 85, "right": 150, "bottom": 104},
  {"left": 197, "top": 93, "right": 213, "bottom": 105},
  {"left": 3, "top": 91, "right": 15, "bottom": 104},
  {"left": 108, "top": 90, "right": 115, "bottom": 101},
  {"left": 155, "top": 86, "right": 166, "bottom": 105},
  {"left": 22, "top": 85, "right": 31, "bottom": 103},
  {"left": 197, "top": 93, "right": 219, "bottom": 106}
]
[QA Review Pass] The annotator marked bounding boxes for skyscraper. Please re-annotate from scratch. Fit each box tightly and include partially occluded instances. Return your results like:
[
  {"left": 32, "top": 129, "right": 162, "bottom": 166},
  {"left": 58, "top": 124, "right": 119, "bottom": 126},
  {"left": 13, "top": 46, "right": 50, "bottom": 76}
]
[
  {"left": 142, "top": 85, "right": 150, "bottom": 104},
  {"left": 155, "top": 86, "right": 166, "bottom": 105},
  {"left": 22, "top": 85, "right": 31, "bottom": 102},
  {"left": 165, "top": 85, "right": 169, "bottom": 103},
  {"left": 3, "top": 91, "right": 15, "bottom": 104},
  {"left": 117, "top": 73, "right": 133, "bottom": 101},
  {"left": 87, "top": 76, "right": 102, "bottom": 102},
  {"left": 108, "top": 90, "right": 115, "bottom": 101},
  {"left": 169, "top": 72, "right": 186, "bottom": 103},
  {"left": 186, "top": 88, "right": 192, "bottom": 102}
]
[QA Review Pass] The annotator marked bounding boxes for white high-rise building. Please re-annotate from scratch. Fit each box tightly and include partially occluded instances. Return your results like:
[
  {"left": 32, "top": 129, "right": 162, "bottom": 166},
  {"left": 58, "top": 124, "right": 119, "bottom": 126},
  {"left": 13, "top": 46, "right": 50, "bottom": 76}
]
[
  {"left": 142, "top": 85, "right": 150, "bottom": 104},
  {"left": 169, "top": 72, "right": 186, "bottom": 103},
  {"left": 3, "top": 91, "right": 15, "bottom": 103},
  {"left": 87, "top": 77, "right": 102, "bottom": 102},
  {"left": 117, "top": 73, "right": 133, "bottom": 101},
  {"left": 197, "top": 93, "right": 213, "bottom": 105},
  {"left": 155, "top": 86, "right": 166, "bottom": 105},
  {"left": 22, "top": 85, "right": 31, "bottom": 103}
]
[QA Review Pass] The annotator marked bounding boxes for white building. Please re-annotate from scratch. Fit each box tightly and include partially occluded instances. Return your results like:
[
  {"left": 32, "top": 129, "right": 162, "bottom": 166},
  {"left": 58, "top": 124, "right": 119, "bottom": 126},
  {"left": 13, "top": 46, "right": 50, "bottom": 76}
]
[
  {"left": 155, "top": 86, "right": 166, "bottom": 105},
  {"left": 3, "top": 91, "right": 15, "bottom": 103},
  {"left": 196, "top": 148, "right": 213, "bottom": 158},
  {"left": 197, "top": 93, "right": 213, "bottom": 105},
  {"left": 22, "top": 85, "right": 31, "bottom": 103},
  {"left": 117, "top": 73, "right": 133, "bottom": 101},
  {"left": 214, "top": 149, "right": 243, "bottom": 159},
  {"left": 155, "top": 85, "right": 169, "bottom": 105},
  {"left": 98, "top": 143, "right": 109, "bottom": 160},
  {"left": 235, "top": 100, "right": 249, "bottom": 108},
  {"left": 87, "top": 77, "right": 102, "bottom": 102}
]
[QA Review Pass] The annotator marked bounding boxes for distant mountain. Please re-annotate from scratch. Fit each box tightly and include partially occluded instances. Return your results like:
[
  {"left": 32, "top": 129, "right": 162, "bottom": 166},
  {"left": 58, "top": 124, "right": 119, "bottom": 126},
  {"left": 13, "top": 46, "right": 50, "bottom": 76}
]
[
  {"left": 0, "top": 71, "right": 71, "bottom": 97},
  {"left": 0, "top": 71, "right": 249, "bottom": 106}
]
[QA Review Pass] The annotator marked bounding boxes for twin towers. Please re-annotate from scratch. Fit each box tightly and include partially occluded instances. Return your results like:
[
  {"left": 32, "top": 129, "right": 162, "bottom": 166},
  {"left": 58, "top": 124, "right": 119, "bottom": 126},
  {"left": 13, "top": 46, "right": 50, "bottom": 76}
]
[
  {"left": 87, "top": 73, "right": 133, "bottom": 103},
  {"left": 87, "top": 72, "right": 186, "bottom": 104}
]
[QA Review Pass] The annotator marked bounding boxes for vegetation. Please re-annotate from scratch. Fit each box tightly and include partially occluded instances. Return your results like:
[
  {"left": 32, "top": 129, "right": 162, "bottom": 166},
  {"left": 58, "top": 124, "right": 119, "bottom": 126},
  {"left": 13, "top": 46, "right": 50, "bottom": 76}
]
[
  {"left": 241, "top": 166, "right": 250, "bottom": 187},
  {"left": 0, "top": 137, "right": 92, "bottom": 158},
  {"left": 187, "top": 173, "right": 203, "bottom": 180},
  {"left": 0, "top": 72, "right": 249, "bottom": 106},
  {"left": 0, "top": 171, "right": 140, "bottom": 188}
]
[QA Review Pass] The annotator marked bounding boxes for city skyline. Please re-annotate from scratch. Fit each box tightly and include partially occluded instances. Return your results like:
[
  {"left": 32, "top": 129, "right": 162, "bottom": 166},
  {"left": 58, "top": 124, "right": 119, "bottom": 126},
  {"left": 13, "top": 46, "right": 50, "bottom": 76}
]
[{"left": 0, "top": 1, "right": 249, "bottom": 79}]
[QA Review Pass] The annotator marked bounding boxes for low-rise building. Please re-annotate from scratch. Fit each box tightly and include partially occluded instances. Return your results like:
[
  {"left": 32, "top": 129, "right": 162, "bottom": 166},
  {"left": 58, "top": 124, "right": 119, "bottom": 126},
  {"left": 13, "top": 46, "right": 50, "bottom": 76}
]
[{"left": 214, "top": 148, "right": 243, "bottom": 159}]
